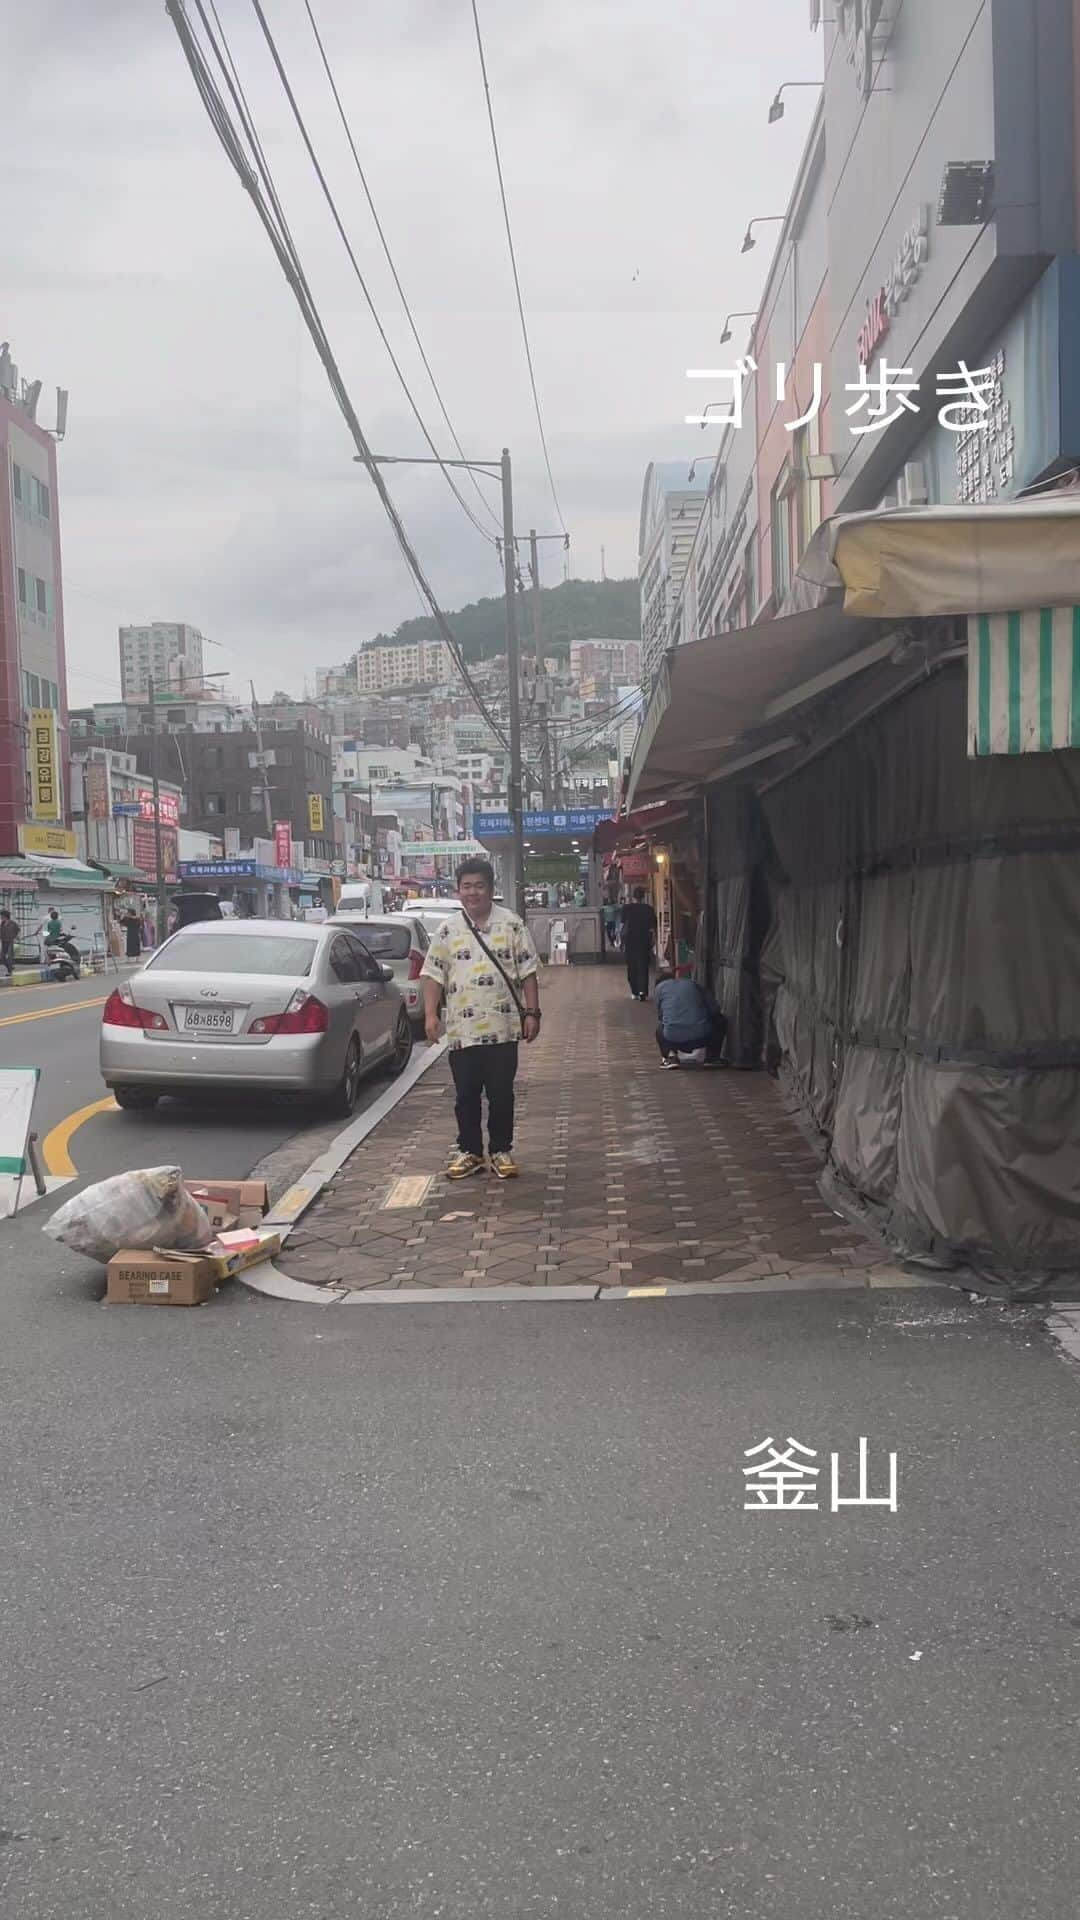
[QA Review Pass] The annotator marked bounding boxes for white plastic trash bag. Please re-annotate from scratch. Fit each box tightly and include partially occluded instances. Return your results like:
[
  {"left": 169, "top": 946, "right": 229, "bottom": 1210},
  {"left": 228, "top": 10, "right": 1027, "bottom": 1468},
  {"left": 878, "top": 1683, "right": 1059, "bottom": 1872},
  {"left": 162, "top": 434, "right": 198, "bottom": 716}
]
[
  {"left": 44, "top": 1166, "right": 213, "bottom": 1265},
  {"left": 676, "top": 1047, "right": 708, "bottom": 1066}
]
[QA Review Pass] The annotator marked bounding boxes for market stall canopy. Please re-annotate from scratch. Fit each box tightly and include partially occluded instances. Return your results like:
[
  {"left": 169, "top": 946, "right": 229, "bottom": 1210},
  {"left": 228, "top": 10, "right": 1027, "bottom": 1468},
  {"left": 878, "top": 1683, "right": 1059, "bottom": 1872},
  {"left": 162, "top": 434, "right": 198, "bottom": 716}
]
[
  {"left": 626, "top": 604, "right": 883, "bottom": 808},
  {"left": 791, "top": 494, "right": 1080, "bottom": 619}
]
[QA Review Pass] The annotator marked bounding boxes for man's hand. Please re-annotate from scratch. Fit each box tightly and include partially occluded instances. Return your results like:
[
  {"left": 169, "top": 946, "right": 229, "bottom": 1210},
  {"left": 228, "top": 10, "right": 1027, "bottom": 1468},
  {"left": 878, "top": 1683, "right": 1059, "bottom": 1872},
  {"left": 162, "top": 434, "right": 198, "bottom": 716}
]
[
  {"left": 522, "top": 1005, "right": 541, "bottom": 1045},
  {"left": 422, "top": 977, "right": 443, "bottom": 1044}
]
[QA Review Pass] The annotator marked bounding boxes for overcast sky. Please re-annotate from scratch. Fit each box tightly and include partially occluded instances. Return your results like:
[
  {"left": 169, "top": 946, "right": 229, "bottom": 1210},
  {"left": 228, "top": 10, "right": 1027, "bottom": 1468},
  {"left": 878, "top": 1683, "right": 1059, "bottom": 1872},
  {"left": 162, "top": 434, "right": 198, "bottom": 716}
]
[{"left": 7, "top": 0, "right": 820, "bottom": 704}]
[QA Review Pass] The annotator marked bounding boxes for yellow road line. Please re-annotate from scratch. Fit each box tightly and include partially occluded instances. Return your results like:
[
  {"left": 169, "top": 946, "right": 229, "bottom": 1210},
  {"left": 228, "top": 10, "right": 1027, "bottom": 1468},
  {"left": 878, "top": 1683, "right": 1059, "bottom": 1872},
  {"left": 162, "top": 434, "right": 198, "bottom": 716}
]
[
  {"left": 42, "top": 1095, "right": 118, "bottom": 1176},
  {"left": 0, "top": 996, "right": 106, "bottom": 1029}
]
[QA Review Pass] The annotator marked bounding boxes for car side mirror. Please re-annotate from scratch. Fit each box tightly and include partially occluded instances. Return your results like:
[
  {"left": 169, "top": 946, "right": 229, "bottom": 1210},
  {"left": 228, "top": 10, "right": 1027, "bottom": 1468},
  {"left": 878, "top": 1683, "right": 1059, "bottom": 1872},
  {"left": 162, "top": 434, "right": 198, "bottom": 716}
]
[{"left": 380, "top": 963, "right": 394, "bottom": 983}]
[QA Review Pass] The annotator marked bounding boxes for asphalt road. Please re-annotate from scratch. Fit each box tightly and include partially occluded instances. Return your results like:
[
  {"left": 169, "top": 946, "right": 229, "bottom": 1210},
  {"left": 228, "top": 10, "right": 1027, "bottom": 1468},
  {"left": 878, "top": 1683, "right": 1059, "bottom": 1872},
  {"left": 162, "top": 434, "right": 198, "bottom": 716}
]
[
  {"left": 0, "top": 968, "right": 393, "bottom": 1199},
  {"left": 4, "top": 979, "right": 1080, "bottom": 1918}
]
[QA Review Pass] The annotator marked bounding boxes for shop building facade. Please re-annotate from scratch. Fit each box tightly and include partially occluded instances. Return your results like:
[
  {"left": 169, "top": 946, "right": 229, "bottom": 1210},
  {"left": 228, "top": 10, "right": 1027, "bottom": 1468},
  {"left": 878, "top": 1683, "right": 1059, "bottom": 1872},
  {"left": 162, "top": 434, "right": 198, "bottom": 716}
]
[{"left": 0, "top": 343, "right": 71, "bottom": 860}]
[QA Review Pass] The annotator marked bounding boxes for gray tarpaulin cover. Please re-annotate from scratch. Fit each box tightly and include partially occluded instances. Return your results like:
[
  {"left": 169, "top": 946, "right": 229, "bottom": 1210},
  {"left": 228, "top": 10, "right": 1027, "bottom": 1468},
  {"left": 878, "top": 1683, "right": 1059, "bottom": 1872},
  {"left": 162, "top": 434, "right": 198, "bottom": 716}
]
[{"left": 707, "top": 665, "right": 1080, "bottom": 1293}]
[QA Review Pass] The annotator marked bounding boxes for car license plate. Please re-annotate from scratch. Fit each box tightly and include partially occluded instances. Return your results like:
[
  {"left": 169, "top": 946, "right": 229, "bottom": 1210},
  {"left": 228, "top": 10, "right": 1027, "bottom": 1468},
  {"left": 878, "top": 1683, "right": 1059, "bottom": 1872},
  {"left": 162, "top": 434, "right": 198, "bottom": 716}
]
[{"left": 182, "top": 1006, "right": 236, "bottom": 1034}]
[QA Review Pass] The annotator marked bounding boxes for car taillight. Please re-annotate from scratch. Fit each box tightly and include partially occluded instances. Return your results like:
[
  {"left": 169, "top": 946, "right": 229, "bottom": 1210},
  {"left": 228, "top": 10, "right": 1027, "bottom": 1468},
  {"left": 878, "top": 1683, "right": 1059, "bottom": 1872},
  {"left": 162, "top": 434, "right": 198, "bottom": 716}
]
[
  {"left": 250, "top": 992, "right": 329, "bottom": 1036},
  {"left": 102, "top": 988, "right": 167, "bottom": 1031},
  {"left": 408, "top": 950, "right": 424, "bottom": 979}
]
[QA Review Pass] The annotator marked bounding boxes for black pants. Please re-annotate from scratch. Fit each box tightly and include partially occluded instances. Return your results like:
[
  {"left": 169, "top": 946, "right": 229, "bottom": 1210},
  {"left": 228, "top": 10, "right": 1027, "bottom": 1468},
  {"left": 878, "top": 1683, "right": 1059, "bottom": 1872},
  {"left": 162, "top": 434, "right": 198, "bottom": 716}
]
[
  {"left": 626, "top": 945, "right": 651, "bottom": 999},
  {"left": 0, "top": 949, "right": 13, "bottom": 976},
  {"left": 450, "top": 1041, "right": 519, "bottom": 1156}
]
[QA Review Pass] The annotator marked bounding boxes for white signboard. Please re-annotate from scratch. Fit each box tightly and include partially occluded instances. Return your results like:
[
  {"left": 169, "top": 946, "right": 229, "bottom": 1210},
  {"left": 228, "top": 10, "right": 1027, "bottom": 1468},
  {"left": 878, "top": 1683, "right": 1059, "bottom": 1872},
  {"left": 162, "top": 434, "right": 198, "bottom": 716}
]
[{"left": 0, "top": 1067, "right": 41, "bottom": 1218}]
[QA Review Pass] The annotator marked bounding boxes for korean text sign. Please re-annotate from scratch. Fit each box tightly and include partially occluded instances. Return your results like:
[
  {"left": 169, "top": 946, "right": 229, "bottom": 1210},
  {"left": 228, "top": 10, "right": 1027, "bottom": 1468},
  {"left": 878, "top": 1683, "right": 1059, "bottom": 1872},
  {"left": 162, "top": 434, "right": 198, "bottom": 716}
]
[{"left": 29, "top": 709, "right": 60, "bottom": 823}]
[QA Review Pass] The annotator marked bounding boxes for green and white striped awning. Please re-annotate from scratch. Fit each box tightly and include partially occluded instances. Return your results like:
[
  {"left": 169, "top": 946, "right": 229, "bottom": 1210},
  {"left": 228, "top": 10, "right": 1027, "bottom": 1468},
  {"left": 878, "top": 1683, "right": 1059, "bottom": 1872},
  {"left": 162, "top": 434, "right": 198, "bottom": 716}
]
[{"left": 968, "top": 609, "right": 1080, "bottom": 756}]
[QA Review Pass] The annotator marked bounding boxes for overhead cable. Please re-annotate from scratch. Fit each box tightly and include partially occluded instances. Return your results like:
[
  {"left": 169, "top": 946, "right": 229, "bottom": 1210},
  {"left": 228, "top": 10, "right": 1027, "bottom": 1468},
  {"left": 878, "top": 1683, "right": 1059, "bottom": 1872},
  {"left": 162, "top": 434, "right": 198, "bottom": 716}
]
[
  {"left": 245, "top": 0, "right": 499, "bottom": 549},
  {"left": 469, "top": 0, "right": 567, "bottom": 534},
  {"left": 169, "top": 0, "right": 515, "bottom": 759},
  {"left": 301, "top": 0, "right": 502, "bottom": 538}
]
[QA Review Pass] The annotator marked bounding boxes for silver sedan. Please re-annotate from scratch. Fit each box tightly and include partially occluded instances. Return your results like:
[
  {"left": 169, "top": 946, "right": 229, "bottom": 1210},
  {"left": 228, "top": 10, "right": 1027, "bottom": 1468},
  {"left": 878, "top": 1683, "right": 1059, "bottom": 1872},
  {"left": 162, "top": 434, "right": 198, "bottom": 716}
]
[{"left": 100, "top": 919, "right": 413, "bottom": 1115}]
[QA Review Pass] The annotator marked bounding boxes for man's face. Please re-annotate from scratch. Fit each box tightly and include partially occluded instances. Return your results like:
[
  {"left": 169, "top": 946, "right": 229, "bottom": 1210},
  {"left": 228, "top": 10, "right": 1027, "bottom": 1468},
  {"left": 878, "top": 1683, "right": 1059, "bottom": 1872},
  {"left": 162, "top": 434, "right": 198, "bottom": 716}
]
[{"left": 458, "top": 872, "right": 494, "bottom": 918}]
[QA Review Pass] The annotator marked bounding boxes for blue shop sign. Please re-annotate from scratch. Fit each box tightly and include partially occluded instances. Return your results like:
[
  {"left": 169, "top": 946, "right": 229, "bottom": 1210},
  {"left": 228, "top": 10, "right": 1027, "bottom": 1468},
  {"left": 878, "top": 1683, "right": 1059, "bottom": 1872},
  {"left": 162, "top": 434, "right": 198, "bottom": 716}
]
[
  {"left": 180, "top": 860, "right": 256, "bottom": 879},
  {"left": 475, "top": 808, "right": 610, "bottom": 837}
]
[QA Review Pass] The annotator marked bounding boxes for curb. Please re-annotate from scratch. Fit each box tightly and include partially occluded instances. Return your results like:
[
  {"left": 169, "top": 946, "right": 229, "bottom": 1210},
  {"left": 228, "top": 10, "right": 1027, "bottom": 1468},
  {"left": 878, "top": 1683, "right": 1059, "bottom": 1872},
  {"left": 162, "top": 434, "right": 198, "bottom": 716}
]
[
  {"left": 242, "top": 1040, "right": 948, "bottom": 1312},
  {"left": 239, "top": 1038, "right": 448, "bottom": 1300}
]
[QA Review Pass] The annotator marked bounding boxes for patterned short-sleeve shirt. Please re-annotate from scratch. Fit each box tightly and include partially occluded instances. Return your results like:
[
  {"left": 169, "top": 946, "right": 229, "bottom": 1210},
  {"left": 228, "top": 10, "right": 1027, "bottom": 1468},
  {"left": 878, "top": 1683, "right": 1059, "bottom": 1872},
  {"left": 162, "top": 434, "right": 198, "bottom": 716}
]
[{"left": 420, "top": 905, "right": 539, "bottom": 1050}]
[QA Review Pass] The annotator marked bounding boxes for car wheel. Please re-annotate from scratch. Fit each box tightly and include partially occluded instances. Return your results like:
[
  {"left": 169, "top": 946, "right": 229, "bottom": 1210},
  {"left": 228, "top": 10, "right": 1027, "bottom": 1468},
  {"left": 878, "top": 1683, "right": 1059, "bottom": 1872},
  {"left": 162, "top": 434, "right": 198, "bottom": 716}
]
[
  {"left": 384, "top": 1010, "right": 413, "bottom": 1077},
  {"left": 113, "top": 1087, "right": 159, "bottom": 1111},
  {"left": 329, "top": 1037, "right": 362, "bottom": 1117}
]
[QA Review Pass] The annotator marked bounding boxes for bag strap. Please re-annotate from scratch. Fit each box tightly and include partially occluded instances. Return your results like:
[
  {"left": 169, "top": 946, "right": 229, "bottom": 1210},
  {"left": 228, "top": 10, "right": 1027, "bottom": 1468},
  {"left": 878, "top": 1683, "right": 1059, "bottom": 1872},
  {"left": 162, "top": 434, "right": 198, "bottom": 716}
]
[{"left": 460, "top": 910, "right": 526, "bottom": 1035}]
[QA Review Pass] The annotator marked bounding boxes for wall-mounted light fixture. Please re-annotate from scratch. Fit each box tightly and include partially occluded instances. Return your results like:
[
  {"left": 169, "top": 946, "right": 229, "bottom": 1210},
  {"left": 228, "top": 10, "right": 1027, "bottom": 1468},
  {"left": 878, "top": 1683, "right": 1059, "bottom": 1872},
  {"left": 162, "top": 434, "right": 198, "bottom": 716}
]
[
  {"left": 768, "top": 80, "right": 823, "bottom": 124},
  {"left": 741, "top": 216, "right": 785, "bottom": 255}
]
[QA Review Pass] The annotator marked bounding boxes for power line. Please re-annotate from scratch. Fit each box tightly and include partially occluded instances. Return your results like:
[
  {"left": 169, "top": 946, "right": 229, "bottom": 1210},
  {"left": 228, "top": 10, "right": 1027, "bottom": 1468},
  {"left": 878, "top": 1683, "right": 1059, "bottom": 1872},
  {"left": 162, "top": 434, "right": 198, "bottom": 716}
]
[
  {"left": 469, "top": 0, "right": 567, "bottom": 535},
  {"left": 244, "top": 0, "right": 499, "bottom": 550},
  {"left": 301, "top": 0, "right": 502, "bottom": 540},
  {"left": 169, "top": 0, "right": 514, "bottom": 762}
]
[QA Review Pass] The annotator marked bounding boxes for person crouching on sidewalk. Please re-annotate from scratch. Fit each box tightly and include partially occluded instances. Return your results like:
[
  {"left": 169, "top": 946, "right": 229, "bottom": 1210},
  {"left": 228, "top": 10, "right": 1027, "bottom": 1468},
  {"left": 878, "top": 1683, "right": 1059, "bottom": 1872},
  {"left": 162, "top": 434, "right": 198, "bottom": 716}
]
[
  {"left": 421, "top": 858, "right": 542, "bottom": 1180},
  {"left": 654, "top": 967, "right": 726, "bottom": 1069}
]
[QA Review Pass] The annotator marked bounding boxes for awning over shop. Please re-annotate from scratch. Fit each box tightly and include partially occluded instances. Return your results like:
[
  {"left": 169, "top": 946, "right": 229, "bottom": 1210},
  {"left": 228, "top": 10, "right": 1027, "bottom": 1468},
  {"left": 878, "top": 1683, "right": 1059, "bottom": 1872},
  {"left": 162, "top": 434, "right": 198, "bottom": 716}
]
[
  {"left": 593, "top": 802, "right": 690, "bottom": 852},
  {"left": 89, "top": 860, "right": 146, "bottom": 883},
  {"left": 626, "top": 605, "right": 884, "bottom": 807},
  {"left": 793, "top": 494, "right": 1080, "bottom": 619},
  {"left": 0, "top": 856, "right": 112, "bottom": 890}
]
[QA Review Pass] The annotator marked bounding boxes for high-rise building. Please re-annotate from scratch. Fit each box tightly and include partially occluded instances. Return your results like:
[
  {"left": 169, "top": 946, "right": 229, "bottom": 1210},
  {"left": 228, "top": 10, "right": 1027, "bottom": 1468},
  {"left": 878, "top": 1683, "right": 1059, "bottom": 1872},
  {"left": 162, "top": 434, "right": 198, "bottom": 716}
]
[
  {"left": 353, "top": 636, "right": 452, "bottom": 692},
  {"left": 0, "top": 341, "right": 70, "bottom": 857},
  {"left": 638, "top": 464, "right": 709, "bottom": 692},
  {"left": 119, "top": 621, "right": 206, "bottom": 700}
]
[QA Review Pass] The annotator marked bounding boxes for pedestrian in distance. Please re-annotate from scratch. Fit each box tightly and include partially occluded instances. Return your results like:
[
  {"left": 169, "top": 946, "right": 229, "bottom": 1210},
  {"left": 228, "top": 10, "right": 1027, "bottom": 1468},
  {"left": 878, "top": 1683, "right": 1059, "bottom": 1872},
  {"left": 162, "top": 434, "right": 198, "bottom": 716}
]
[
  {"left": 654, "top": 966, "right": 727, "bottom": 1069},
  {"left": 621, "top": 886, "right": 657, "bottom": 1001},
  {"left": 421, "top": 857, "right": 541, "bottom": 1182},
  {"left": 0, "top": 908, "right": 18, "bottom": 977},
  {"left": 122, "top": 907, "right": 142, "bottom": 960}
]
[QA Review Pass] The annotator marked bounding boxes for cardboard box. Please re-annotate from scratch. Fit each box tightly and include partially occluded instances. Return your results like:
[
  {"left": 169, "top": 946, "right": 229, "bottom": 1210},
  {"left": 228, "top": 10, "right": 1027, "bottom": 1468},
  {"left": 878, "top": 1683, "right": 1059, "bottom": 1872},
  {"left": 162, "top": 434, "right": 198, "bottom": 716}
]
[
  {"left": 106, "top": 1250, "right": 221, "bottom": 1307},
  {"left": 187, "top": 1180, "right": 270, "bottom": 1231},
  {"left": 198, "top": 1201, "right": 240, "bottom": 1235},
  {"left": 203, "top": 1229, "right": 281, "bottom": 1280}
]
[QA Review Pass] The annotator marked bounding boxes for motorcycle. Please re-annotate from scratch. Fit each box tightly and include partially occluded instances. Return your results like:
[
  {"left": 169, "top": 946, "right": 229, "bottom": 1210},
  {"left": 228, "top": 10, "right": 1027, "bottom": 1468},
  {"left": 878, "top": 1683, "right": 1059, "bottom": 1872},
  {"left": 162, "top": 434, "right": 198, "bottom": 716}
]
[{"left": 44, "top": 938, "right": 82, "bottom": 982}]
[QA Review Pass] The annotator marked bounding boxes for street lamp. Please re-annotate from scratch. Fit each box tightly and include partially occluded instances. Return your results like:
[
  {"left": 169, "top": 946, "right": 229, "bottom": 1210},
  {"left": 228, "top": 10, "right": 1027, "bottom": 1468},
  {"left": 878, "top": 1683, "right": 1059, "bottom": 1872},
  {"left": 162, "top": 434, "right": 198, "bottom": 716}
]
[
  {"left": 768, "top": 80, "right": 823, "bottom": 124},
  {"left": 741, "top": 215, "right": 786, "bottom": 253},
  {"left": 720, "top": 310, "right": 757, "bottom": 346}
]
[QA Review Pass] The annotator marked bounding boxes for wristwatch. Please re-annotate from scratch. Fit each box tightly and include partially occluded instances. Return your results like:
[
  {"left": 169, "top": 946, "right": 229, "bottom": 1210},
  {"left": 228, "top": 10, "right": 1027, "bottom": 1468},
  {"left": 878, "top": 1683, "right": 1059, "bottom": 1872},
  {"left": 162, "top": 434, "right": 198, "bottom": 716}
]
[{"left": 524, "top": 1009, "right": 541, "bottom": 1023}]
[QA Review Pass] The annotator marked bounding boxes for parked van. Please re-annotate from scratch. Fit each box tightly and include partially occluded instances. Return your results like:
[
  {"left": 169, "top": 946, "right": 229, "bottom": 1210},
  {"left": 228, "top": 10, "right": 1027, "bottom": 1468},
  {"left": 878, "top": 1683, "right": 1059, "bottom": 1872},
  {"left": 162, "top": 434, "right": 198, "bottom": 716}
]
[{"left": 336, "top": 880, "right": 384, "bottom": 915}]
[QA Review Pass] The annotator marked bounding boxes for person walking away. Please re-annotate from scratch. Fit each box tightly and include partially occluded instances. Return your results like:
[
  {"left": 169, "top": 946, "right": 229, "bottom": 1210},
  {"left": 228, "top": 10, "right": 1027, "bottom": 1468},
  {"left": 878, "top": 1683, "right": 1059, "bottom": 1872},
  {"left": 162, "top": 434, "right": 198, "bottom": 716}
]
[
  {"left": 0, "top": 909, "right": 18, "bottom": 977},
  {"left": 621, "top": 887, "right": 657, "bottom": 1001},
  {"left": 122, "top": 907, "right": 142, "bottom": 960},
  {"left": 421, "top": 857, "right": 541, "bottom": 1181},
  {"left": 654, "top": 968, "right": 726, "bottom": 1068}
]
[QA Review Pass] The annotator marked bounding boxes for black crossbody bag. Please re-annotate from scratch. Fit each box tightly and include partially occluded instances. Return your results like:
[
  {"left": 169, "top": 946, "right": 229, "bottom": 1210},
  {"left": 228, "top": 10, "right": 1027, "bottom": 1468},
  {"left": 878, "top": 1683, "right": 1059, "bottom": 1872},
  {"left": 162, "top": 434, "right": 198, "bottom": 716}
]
[{"left": 460, "top": 909, "right": 528, "bottom": 1037}]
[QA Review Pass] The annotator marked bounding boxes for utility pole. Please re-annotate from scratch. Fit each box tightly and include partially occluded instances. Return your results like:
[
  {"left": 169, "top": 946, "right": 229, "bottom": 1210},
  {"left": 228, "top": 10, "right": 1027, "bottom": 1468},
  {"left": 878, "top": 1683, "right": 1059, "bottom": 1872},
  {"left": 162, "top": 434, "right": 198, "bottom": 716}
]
[
  {"left": 250, "top": 681, "right": 280, "bottom": 917},
  {"left": 249, "top": 681, "right": 275, "bottom": 839},
  {"left": 501, "top": 448, "right": 526, "bottom": 918},
  {"left": 146, "top": 673, "right": 168, "bottom": 945},
  {"left": 529, "top": 528, "right": 554, "bottom": 809}
]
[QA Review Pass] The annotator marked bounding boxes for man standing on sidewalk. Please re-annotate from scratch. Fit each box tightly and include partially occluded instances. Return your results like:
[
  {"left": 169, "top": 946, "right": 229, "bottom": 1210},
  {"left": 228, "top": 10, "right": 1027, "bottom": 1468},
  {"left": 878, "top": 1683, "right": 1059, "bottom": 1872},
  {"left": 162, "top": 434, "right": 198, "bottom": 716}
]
[
  {"left": 422, "top": 858, "right": 542, "bottom": 1181},
  {"left": 0, "top": 909, "right": 18, "bottom": 978},
  {"left": 620, "top": 887, "right": 657, "bottom": 1001}
]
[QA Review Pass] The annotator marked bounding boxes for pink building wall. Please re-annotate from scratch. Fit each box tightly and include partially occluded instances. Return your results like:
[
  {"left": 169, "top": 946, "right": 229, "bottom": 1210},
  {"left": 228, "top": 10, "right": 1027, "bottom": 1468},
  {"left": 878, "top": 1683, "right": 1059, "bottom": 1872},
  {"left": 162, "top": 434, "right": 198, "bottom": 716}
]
[{"left": 752, "top": 283, "right": 832, "bottom": 618}]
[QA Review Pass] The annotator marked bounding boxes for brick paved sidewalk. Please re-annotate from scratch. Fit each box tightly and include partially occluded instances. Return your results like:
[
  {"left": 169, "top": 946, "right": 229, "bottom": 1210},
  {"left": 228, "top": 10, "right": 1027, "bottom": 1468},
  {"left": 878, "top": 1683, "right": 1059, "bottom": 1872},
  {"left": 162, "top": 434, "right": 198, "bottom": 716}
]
[{"left": 279, "top": 965, "right": 911, "bottom": 1294}]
